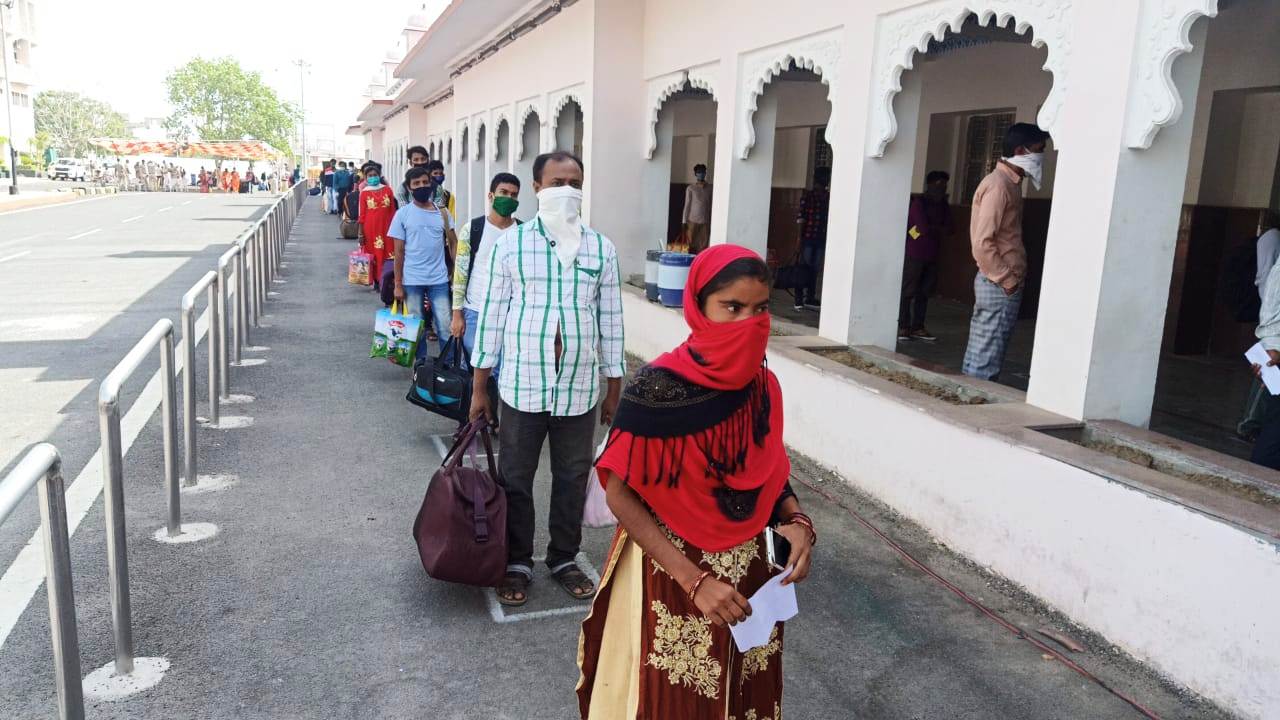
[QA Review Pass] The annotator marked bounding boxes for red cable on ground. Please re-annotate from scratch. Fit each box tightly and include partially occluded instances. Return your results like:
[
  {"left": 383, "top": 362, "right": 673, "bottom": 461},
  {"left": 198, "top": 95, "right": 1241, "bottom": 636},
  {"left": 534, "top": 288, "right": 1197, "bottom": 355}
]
[{"left": 793, "top": 474, "right": 1163, "bottom": 720}]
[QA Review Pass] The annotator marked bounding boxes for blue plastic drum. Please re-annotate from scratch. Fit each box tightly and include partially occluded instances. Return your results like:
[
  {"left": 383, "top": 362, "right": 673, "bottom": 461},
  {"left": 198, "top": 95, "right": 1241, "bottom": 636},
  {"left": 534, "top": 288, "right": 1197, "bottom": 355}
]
[
  {"left": 658, "top": 252, "right": 695, "bottom": 308},
  {"left": 645, "top": 250, "right": 663, "bottom": 302}
]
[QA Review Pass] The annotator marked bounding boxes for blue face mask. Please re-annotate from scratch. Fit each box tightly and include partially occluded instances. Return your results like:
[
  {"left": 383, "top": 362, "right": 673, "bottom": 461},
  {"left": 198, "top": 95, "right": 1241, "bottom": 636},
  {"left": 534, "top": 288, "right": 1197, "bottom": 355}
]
[
  {"left": 366, "top": 176, "right": 381, "bottom": 187},
  {"left": 432, "top": 174, "right": 445, "bottom": 188}
]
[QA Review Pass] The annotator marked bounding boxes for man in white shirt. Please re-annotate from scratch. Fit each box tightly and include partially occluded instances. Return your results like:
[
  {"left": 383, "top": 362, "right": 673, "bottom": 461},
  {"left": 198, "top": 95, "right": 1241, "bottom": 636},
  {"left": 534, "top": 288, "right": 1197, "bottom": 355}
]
[
  {"left": 1239, "top": 211, "right": 1280, "bottom": 440},
  {"left": 682, "top": 163, "right": 712, "bottom": 252},
  {"left": 469, "top": 151, "right": 625, "bottom": 607}
]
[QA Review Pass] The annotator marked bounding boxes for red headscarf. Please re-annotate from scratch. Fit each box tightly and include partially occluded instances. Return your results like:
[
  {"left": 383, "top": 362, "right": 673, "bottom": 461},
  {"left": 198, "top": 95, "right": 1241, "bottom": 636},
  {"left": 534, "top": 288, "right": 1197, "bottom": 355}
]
[{"left": 597, "top": 245, "right": 790, "bottom": 552}]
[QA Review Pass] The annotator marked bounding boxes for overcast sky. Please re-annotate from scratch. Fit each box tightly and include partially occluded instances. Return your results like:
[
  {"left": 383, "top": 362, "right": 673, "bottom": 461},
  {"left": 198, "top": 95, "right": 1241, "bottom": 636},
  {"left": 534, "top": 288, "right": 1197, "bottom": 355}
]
[{"left": 37, "top": 0, "right": 446, "bottom": 153}]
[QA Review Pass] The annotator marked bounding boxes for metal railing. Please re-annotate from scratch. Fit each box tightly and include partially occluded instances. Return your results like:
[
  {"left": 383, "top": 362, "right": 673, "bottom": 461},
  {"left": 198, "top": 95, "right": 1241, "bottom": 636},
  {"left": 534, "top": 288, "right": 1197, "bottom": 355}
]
[
  {"left": 98, "top": 318, "right": 179, "bottom": 675},
  {"left": 0, "top": 180, "right": 307, "bottom": 702},
  {"left": 0, "top": 444, "right": 84, "bottom": 720},
  {"left": 181, "top": 271, "right": 220, "bottom": 485}
]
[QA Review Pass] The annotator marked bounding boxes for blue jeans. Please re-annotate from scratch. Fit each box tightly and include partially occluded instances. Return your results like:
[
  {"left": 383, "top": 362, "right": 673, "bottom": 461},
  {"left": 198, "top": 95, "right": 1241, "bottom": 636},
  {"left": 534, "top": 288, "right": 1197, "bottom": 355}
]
[
  {"left": 462, "top": 307, "right": 501, "bottom": 376},
  {"left": 403, "top": 283, "right": 451, "bottom": 360}
]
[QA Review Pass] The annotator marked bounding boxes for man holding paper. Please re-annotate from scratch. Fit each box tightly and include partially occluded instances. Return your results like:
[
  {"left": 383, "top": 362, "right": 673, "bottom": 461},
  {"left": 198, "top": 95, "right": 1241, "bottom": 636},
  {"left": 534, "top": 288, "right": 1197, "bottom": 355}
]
[{"left": 1249, "top": 257, "right": 1280, "bottom": 469}]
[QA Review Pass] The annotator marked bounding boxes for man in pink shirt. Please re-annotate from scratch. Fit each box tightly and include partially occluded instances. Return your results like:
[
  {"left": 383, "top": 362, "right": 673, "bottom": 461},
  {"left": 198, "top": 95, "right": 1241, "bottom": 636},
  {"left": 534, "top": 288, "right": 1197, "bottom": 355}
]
[{"left": 962, "top": 123, "right": 1049, "bottom": 380}]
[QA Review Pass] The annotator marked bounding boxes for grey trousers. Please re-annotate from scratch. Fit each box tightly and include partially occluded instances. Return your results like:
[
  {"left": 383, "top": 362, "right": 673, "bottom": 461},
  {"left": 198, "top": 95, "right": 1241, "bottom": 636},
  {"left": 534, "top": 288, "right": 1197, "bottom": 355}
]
[
  {"left": 499, "top": 400, "right": 596, "bottom": 574},
  {"left": 962, "top": 272, "right": 1022, "bottom": 381}
]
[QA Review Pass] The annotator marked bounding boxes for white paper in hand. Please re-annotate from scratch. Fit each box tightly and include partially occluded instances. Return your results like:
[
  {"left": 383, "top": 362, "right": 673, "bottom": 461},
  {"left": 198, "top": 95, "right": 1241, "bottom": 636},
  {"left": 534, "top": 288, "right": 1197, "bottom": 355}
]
[
  {"left": 729, "top": 568, "right": 799, "bottom": 652},
  {"left": 1245, "top": 343, "right": 1280, "bottom": 395}
]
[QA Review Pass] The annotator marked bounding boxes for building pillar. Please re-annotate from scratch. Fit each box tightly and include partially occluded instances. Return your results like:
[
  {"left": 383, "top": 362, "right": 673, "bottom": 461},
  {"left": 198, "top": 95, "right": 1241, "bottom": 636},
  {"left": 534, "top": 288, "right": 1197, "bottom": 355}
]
[
  {"left": 822, "top": 70, "right": 922, "bottom": 347},
  {"left": 640, "top": 109, "right": 675, "bottom": 254},
  {"left": 1027, "top": 15, "right": 1207, "bottom": 426},
  {"left": 720, "top": 90, "right": 778, "bottom": 260},
  {"left": 585, "top": 0, "right": 648, "bottom": 275}
]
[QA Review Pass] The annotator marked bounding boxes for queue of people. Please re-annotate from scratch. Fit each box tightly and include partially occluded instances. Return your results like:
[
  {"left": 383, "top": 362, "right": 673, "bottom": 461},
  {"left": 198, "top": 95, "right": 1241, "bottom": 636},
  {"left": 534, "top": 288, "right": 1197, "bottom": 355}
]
[{"left": 340, "top": 144, "right": 815, "bottom": 719}]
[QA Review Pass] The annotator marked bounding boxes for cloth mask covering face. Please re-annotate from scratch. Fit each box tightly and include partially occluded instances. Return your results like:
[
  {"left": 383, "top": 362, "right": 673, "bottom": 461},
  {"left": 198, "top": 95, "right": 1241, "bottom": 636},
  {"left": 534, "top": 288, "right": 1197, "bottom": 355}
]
[
  {"left": 537, "top": 186, "right": 583, "bottom": 267},
  {"left": 491, "top": 195, "right": 519, "bottom": 218},
  {"left": 1003, "top": 152, "right": 1044, "bottom": 191},
  {"left": 366, "top": 176, "right": 381, "bottom": 187},
  {"left": 411, "top": 186, "right": 434, "bottom": 203}
]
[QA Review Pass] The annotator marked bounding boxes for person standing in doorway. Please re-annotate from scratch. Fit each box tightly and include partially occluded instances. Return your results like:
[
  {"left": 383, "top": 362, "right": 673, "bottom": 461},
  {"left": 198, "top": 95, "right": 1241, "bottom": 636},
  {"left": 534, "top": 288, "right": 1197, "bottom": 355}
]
[
  {"left": 793, "top": 166, "right": 831, "bottom": 311},
  {"left": 1249, "top": 249, "right": 1280, "bottom": 470},
  {"left": 396, "top": 145, "right": 430, "bottom": 207},
  {"left": 899, "top": 170, "right": 953, "bottom": 343},
  {"left": 682, "top": 163, "right": 712, "bottom": 252},
  {"left": 450, "top": 172, "right": 521, "bottom": 366},
  {"left": 390, "top": 166, "right": 456, "bottom": 356},
  {"left": 469, "top": 151, "right": 625, "bottom": 608},
  {"left": 961, "top": 123, "right": 1049, "bottom": 381}
]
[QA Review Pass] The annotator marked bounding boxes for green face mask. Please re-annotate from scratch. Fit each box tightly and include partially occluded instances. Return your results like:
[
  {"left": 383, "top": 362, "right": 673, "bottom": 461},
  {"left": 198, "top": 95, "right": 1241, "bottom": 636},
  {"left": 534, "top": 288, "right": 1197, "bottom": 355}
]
[{"left": 492, "top": 195, "right": 519, "bottom": 218}]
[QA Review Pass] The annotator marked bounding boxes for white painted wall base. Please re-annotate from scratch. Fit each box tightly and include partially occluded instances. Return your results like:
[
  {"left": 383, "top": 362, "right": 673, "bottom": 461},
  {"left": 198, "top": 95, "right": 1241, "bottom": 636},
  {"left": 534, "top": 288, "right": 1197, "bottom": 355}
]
[
  {"left": 82, "top": 657, "right": 170, "bottom": 701},
  {"left": 621, "top": 288, "right": 1280, "bottom": 720}
]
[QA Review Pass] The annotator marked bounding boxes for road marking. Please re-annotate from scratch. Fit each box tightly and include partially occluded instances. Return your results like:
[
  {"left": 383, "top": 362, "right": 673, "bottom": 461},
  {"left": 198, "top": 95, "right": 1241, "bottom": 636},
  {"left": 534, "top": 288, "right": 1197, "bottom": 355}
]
[
  {"left": 481, "top": 554, "right": 601, "bottom": 624},
  {"left": 0, "top": 308, "right": 211, "bottom": 649},
  {"left": 0, "top": 250, "right": 30, "bottom": 264},
  {"left": 67, "top": 228, "right": 101, "bottom": 240},
  {"left": 0, "top": 232, "right": 43, "bottom": 250},
  {"left": 181, "top": 200, "right": 192, "bottom": 205},
  {"left": 0, "top": 193, "right": 114, "bottom": 217},
  {"left": 121, "top": 214, "right": 144, "bottom": 223},
  {"left": 157, "top": 206, "right": 173, "bottom": 213}
]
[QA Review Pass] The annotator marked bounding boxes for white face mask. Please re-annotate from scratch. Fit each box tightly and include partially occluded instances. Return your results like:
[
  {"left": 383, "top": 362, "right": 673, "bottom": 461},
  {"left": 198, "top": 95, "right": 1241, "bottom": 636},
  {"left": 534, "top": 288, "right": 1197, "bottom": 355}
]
[
  {"left": 1003, "top": 152, "right": 1044, "bottom": 191},
  {"left": 537, "top": 185, "right": 584, "bottom": 267}
]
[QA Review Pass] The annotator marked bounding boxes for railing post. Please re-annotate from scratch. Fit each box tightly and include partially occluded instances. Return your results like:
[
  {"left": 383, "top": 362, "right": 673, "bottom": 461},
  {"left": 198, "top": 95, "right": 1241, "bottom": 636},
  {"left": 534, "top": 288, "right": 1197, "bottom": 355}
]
[
  {"left": 257, "top": 224, "right": 268, "bottom": 308},
  {"left": 207, "top": 283, "right": 219, "bottom": 425},
  {"left": 160, "top": 329, "right": 179, "bottom": 535},
  {"left": 216, "top": 247, "right": 236, "bottom": 399},
  {"left": 234, "top": 242, "right": 246, "bottom": 361},
  {"left": 98, "top": 386, "right": 134, "bottom": 675}
]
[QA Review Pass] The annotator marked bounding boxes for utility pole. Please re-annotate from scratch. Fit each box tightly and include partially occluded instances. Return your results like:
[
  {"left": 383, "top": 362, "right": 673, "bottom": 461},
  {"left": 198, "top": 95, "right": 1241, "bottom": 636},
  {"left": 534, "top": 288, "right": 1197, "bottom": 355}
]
[
  {"left": 1, "top": 0, "right": 18, "bottom": 194},
  {"left": 293, "top": 59, "right": 310, "bottom": 171}
]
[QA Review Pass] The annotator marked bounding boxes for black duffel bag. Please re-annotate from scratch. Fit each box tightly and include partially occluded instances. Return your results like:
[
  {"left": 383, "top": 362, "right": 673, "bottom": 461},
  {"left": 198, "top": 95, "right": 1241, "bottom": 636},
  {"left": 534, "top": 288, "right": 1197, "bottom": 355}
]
[
  {"left": 406, "top": 337, "right": 498, "bottom": 423},
  {"left": 773, "top": 248, "right": 814, "bottom": 293}
]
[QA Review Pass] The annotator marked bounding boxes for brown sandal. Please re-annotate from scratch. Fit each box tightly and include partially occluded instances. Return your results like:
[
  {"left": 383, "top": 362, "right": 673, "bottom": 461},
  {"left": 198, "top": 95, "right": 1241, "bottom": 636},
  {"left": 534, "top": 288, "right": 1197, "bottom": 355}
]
[
  {"left": 496, "top": 572, "right": 530, "bottom": 607},
  {"left": 552, "top": 564, "right": 595, "bottom": 600}
]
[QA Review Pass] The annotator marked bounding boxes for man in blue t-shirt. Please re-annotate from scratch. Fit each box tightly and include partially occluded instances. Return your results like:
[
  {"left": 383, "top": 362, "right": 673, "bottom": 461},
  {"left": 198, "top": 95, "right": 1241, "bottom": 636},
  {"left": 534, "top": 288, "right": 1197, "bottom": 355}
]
[{"left": 390, "top": 165, "right": 457, "bottom": 358}]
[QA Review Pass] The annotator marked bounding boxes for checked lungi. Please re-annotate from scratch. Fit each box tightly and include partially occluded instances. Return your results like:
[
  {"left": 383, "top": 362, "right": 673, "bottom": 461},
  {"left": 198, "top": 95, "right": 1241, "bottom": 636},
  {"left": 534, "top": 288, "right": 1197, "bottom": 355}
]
[{"left": 962, "top": 271, "right": 1022, "bottom": 381}]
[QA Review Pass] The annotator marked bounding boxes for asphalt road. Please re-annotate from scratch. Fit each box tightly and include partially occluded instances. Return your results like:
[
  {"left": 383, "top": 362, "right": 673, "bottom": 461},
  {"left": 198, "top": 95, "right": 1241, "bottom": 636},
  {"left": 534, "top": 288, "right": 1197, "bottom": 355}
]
[
  {"left": 0, "top": 190, "right": 277, "bottom": 567},
  {"left": 0, "top": 196, "right": 1232, "bottom": 719}
]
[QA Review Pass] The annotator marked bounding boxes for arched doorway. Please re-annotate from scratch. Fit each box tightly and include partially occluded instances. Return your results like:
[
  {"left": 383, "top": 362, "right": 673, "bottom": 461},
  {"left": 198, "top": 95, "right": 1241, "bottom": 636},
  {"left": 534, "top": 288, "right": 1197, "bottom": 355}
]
[
  {"left": 644, "top": 84, "right": 717, "bottom": 254},
  {"left": 494, "top": 118, "right": 510, "bottom": 171},
  {"left": 554, "top": 99, "right": 584, "bottom": 157},
  {"left": 470, "top": 123, "right": 487, "bottom": 220},
  {"left": 514, "top": 110, "right": 541, "bottom": 222},
  {"left": 457, "top": 126, "right": 469, "bottom": 220}
]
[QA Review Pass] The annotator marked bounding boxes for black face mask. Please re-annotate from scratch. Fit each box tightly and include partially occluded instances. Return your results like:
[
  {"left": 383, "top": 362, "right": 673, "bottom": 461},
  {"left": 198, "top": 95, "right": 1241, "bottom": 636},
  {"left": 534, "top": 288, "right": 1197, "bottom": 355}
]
[{"left": 411, "top": 186, "right": 433, "bottom": 203}]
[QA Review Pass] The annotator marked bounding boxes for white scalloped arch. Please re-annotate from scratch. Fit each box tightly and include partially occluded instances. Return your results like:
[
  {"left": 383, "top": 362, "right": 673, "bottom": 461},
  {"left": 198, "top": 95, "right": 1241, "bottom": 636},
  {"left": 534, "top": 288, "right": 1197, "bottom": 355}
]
[
  {"left": 514, "top": 104, "right": 542, "bottom": 161},
  {"left": 645, "top": 71, "right": 712, "bottom": 160},
  {"left": 472, "top": 119, "right": 487, "bottom": 160},
  {"left": 738, "top": 31, "right": 841, "bottom": 160},
  {"left": 548, "top": 92, "right": 585, "bottom": 133},
  {"left": 867, "top": 3, "right": 1072, "bottom": 158},
  {"left": 1124, "top": 0, "right": 1217, "bottom": 149},
  {"left": 492, "top": 112, "right": 510, "bottom": 162}
]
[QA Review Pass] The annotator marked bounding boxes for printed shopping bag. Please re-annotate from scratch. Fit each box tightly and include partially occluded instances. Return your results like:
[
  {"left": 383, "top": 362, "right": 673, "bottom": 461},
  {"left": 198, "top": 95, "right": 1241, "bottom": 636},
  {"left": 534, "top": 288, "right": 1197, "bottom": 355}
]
[
  {"left": 582, "top": 437, "right": 617, "bottom": 528},
  {"left": 348, "top": 250, "right": 372, "bottom": 286},
  {"left": 371, "top": 301, "right": 422, "bottom": 365}
]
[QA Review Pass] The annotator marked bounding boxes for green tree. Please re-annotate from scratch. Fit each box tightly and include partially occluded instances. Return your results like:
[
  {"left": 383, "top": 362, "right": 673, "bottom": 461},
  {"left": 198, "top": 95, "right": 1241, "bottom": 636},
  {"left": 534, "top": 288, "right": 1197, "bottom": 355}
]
[
  {"left": 34, "top": 90, "right": 131, "bottom": 157},
  {"left": 164, "top": 57, "right": 297, "bottom": 156}
]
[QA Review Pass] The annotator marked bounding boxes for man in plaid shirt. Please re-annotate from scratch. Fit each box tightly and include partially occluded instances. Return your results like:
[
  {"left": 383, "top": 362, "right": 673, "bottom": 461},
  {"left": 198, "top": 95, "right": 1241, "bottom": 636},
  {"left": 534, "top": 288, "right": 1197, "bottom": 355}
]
[{"left": 470, "top": 151, "right": 625, "bottom": 606}]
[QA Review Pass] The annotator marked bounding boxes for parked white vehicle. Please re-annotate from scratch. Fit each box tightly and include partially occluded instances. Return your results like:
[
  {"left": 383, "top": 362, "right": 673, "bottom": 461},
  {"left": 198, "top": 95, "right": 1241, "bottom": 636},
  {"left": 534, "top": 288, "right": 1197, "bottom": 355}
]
[{"left": 47, "top": 159, "right": 87, "bottom": 181}]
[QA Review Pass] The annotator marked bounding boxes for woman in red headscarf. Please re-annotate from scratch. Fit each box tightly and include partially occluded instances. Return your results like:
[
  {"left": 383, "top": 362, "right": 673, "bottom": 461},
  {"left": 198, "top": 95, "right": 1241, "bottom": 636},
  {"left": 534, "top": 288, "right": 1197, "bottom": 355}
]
[{"left": 577, "top": 245, "right": 815, "bottom": 720}]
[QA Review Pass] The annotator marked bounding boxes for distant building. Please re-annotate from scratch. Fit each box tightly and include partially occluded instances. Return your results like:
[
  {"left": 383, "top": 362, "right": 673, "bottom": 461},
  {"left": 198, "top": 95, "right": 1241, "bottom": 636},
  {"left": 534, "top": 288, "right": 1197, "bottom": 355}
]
[
  {"left": 129, "top": 117, "right": 168, "bottom": 142},
  {"left": 1, "top": 0, "right": 38, "bottom": 153}
]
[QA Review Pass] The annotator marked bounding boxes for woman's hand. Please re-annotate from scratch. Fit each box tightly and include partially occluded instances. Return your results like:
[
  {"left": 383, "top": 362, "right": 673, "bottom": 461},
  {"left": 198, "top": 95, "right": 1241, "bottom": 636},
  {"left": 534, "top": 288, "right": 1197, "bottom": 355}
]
[
  {"left": 692, "top": 577, "right": 752, "bottom": 627},
  {"left": 775, "top": 522, "right": 813, "bottom": 586}
]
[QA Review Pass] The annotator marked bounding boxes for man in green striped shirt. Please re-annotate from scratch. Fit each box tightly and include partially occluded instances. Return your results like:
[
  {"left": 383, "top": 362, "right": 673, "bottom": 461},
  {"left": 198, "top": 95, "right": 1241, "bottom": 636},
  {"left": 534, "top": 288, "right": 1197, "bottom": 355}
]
[{"left": 470, "top": 152, "right": 625, "bottom": 606}]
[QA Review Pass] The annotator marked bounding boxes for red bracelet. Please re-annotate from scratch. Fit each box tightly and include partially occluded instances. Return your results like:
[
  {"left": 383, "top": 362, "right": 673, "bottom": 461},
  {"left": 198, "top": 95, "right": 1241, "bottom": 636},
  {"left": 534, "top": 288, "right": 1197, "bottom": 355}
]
[
  {"left": 783, "top": 513, "right": 817, "bottom": 545},
  {"left": 687, "top": 570, "right": 712, "bottom": 602}
]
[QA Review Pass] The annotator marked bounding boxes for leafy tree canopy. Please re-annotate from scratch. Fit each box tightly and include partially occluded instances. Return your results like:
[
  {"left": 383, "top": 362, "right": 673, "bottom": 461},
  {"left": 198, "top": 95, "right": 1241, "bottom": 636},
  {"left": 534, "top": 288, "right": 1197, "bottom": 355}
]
[
  {"left": 34, "top": 90, "right": 130, "bottom": 157},
  {"left": 164, "top": 57, "right": 297, "bottom": 154}
]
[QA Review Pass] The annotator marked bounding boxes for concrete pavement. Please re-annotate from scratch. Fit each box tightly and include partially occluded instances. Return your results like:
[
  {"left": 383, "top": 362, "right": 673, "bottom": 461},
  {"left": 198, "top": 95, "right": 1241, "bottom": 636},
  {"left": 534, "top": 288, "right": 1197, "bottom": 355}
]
[{"left": 0, "top": 196, "right": 1232, "bottom": 718}]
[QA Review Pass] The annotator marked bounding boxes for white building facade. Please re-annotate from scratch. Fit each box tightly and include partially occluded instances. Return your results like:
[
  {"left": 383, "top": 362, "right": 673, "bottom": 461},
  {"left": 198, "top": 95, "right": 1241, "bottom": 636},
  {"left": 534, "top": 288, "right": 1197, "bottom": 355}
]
[
  {"left": 1, "top": 0, "right": 37, "bottom": 155},
  {"left": 352, "top": 3, "right": 1280, "bottom": 717}
]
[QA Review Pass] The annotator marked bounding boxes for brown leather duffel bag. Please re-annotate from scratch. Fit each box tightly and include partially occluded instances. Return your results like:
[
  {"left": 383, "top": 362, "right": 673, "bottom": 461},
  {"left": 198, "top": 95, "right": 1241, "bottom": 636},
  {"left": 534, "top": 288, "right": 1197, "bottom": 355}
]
[{"left": 412, "top": 420, "right": 507, "bottom": 587}]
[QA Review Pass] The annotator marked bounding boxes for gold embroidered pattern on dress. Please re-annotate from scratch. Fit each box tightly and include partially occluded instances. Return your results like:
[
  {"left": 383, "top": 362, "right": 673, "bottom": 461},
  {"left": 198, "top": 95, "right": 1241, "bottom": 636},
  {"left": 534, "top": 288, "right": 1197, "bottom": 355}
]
[
  {"left": 366, "top": 197, "right": 376, "bottom": 209},
  {"left": 702, "top": 537, "right": 758, "bottom": 586},
  {"left": 373, "top": 236, "right": 384, "bottom": 249},
  {"left": 646, "top": 600, "right": 722, "bottom": 699},
  {"left": 729, "top": 702, "right": 782, "bottom": 720},
  {"left": 741, "top": 626, "right": 781, "bottom": 680},
  {"left": 381, "top": 195, "right": 392, "bottom": 207}
]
